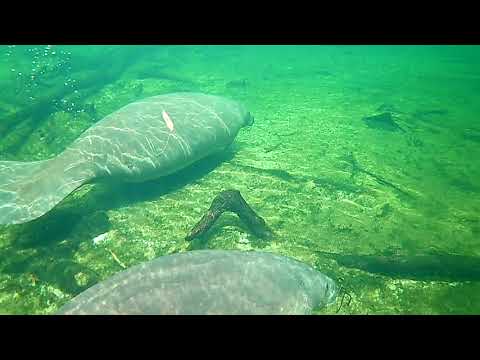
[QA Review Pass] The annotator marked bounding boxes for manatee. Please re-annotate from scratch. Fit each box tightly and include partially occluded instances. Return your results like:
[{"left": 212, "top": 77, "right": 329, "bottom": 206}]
[
  {"left": 56, "top": 250, "right": 338, "bottom": 315},
  {"left": 0, "top": 93, "right": 254, "bottom": 225}
]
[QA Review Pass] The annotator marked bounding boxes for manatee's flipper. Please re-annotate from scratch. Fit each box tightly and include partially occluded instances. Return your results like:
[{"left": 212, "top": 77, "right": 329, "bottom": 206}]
[{"left": 0, "top": 159, "right": 88, "bottom": 225}]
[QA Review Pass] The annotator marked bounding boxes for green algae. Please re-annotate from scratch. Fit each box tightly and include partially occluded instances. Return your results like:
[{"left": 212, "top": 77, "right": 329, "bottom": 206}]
[{"left": 0, "top": 45, "right": 479, "bottom": 314}]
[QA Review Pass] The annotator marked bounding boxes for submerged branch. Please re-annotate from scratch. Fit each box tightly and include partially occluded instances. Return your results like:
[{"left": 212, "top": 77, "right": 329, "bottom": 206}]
[
  {"left": 185, "top": 190, "right": 273, "bottom": 242},
  {"left": 345, "top": 152, "right": 412, "bottom": 198}
]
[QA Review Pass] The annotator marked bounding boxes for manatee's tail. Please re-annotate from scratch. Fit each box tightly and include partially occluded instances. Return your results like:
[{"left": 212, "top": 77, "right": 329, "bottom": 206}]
[{"left": 0, "top": 157, "right": 89, "bottom": 225}]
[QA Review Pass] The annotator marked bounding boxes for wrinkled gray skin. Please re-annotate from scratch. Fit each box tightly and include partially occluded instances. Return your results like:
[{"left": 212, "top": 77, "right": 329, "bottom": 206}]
[
  {"left": 0, "top": 93, "right": 254, "bottom": 225},
  {"left": 56, "top": 250, "right": 338, "bottom": 315}
]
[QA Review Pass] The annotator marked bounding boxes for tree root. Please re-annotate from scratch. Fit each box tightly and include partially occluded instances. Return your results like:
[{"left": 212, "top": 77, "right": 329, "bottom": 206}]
[{"left": 185, "top": 190, "right": 273, "bottom": 242}]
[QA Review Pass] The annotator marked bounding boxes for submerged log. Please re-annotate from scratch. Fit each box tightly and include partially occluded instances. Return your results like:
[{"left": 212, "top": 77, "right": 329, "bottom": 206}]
[
  {"left": 316, "top": 250, "right": 480, "bottom": 282},
  {"left": 185, "top": 190, "right": 273, "bottom": 242},
  {"left": 362, "top": 112, "right": 406, "bottom": 133}
]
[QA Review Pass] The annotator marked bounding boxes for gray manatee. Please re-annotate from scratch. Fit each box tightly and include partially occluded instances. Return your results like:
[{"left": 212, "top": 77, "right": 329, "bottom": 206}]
[
  {"left": 56, "top": 250, "right": 338, "bottom": 315},
  {"left": 0, "top": 93, "right": 254, "bottom": 225}
]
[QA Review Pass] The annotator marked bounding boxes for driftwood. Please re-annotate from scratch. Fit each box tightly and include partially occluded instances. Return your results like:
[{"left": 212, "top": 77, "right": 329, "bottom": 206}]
[
  {"left": 185, "top": 190, "right": 273, "bottom": 242},
  {"left": 316, "top": 250, "right": 480, "bottom": 282},
  {"left": 362, "top": 112, "right": 406, "bottom": 133},
  {"left": 344, "top": 152, "right": 412, "bottom": 198}
]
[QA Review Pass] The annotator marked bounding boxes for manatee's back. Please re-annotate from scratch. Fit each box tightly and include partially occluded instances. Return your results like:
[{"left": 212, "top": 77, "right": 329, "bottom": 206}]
[
  {"left": 56, "top": 250, "right": 335, "bottom": 315},
  {"left": 67, "top": 92, "right": 250, "bottom": 182}
]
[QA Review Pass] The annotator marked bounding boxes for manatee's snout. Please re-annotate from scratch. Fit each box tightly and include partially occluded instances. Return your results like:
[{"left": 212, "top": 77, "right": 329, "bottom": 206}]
[
  {"left": 244, "top": 111, "right": 254, "bottom": 126},
  {"left": 324, "top": 278, "right": 338, "bottom": 305}
]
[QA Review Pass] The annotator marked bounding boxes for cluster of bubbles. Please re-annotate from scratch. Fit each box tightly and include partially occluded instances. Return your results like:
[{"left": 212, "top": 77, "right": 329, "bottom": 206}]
[
  {"left": 4, "top": 45, "right": 86, "bottom": 116},
  {"left": 52, "top": 97, "right": 90, "bottom": 115}
]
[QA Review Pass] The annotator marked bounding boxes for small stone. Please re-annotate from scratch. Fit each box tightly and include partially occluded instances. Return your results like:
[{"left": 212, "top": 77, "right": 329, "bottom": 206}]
[{"left": 93, "top": 232, "right": 109, "bottom": 245}]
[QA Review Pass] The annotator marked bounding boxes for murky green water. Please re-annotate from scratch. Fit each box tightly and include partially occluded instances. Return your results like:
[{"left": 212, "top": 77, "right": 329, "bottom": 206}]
[{"left": 0, "top": 45, "right": 479, "bottom": 314}]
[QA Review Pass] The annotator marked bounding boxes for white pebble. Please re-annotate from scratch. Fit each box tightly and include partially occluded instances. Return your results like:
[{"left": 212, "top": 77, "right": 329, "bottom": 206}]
[{"left": 93, "top": 232, "right": 109, "bottom": 245}]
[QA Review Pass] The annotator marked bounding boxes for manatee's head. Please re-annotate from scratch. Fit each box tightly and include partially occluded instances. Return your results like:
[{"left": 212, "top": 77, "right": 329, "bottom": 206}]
[
  {"left": 301, "top": 268, "right": 338, "bottom": 309},
  {"left": 309, "top": 272, "right": 338, "bottom": 308},
  {"left": 320, "top": 275, "right": 338, "bottom": 306},
  {"left": 237, "top": 102, "right": 254, "bottom": 127},
  {"left": 243, "top": 111, "right": 255, "bottom": 127},
  {"left": 291, "top": 260, "right": 338, "bottom": 310}
]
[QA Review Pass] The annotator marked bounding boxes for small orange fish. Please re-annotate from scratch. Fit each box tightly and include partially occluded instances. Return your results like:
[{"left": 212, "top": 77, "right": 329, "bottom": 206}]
[{"left": 162, "top": 110, "right": 175, "bottom": 132}]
